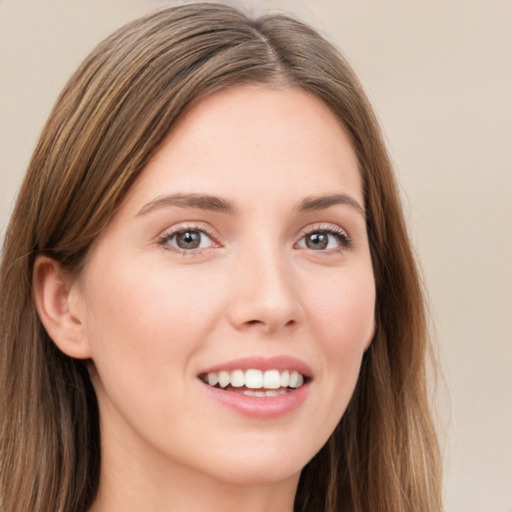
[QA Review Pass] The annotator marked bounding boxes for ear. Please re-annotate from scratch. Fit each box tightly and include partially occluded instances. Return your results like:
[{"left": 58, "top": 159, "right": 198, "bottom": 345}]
[{"left": 33, "top": 256, "right": 91, "bottom": 359}]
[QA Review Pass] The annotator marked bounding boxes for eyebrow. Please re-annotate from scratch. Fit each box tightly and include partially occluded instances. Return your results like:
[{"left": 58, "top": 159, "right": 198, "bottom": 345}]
[
  {"left": 136, "top": 192, "right": 364, "bottom": 218},
  {"left": 136, "top": 193, "right": 238, "bottom": 217},
  {"left": 296, "top": 193, "right": 365, "bottom": 217}
]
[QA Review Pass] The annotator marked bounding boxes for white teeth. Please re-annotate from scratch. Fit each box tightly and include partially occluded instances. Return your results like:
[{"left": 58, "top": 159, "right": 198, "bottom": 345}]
[
  {"left": 230, "top": 370, "right": 245, "bottom": 388},
  {"left": 218, "top": 371, "right": 230, "bottom": 388},
  {"left": 245, "top": 369, "right": 263, "bottom": 389},
  {"left": 243, "top": 389, "right": 288, "bottom": 397},
  {"left": 207, "top": 372, "right": 219, "bottom": 386},
  {"left": 288, "top": 371, "right": 300, "bottom": 388},
  {"left": 262, "top": 369, "right": 281, "bottom": 389},
  {"left": 202, "top": 368, "right": 307, "bottom": 392}
]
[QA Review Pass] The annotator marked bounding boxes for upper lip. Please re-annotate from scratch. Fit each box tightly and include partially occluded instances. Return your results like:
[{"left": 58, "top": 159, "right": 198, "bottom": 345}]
[{"left": 199, "top": 355, "right": 313, "bottom": 379}]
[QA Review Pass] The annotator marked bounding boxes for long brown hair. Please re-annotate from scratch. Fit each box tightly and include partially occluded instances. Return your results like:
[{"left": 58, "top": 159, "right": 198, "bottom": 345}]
[{"left": 0, "top": 3, "right": 442, "bottom": 511}]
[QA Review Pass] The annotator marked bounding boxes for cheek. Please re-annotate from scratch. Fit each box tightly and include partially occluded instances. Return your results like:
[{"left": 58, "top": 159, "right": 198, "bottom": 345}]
[
  {"left": 82, "top": 260, "right": 224, "bottom": 371},
  {"left": 305, "top": 266, "right": 375, "bottom": 348},
  {"left": 80, "top": 260, "right": 227, "bottom": 442},
  {"left": 303, "top": 266, "right": 375, "bottom": 400}
]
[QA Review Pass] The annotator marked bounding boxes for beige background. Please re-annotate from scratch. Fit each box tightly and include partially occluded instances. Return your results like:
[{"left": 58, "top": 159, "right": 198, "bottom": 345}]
[{"left": 1, "top": 1, "right": 511, "bottom": 510}]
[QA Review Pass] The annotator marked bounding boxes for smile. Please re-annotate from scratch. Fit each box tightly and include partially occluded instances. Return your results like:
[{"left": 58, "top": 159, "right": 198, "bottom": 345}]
[
  {"left": 198, "top": 356, "right": 312, "bottom": 417},
  {"left": 199, "top": 369, "right": 306, "bottom": 397}
]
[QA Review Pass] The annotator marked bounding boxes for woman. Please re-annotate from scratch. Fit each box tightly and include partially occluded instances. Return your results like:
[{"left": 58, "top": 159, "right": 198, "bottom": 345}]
[{"left": 0, "top": 3, "right": 442, "bottom": 511}]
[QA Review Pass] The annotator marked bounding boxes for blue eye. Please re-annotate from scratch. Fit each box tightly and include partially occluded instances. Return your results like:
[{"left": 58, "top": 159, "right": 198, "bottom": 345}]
[
  {"left": 162, "top": 228, "right": 214, "bottom": 251},
  {"left": 297, "top": 229, "right": 350, "bottom": 251}
]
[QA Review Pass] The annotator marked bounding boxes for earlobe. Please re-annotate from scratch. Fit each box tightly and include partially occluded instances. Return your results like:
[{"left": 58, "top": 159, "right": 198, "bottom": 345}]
[{"left": 33, "top": 256, "right": 91, "bottom": 359}]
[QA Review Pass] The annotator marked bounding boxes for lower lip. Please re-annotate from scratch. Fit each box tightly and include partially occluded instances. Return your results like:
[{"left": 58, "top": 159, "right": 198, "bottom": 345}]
[{"left": 200, "top": 381, "right": 310, "bottom": 419}]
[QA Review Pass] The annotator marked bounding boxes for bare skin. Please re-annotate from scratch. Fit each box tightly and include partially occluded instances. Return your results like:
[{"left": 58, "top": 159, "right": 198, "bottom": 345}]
[{"left": 35, "top": 85, "right": 375, "bottom": 512}]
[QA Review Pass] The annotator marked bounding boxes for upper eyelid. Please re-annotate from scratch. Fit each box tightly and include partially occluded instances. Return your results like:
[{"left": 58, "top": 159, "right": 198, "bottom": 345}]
[
  {"left": 159, "top": 222, "right": 218, "bottom": 239},
  {"left": 159, "top": 223, "right": 348, "bottom": 236},
  {"left": 296, "top": 223, "right": 350, "bottom": 237},
  {"left": 295, "top": 224, "right": 353, "bottom": 251},
  {"left": 157, "top": 223, "right": 221, "bottom": 251}
]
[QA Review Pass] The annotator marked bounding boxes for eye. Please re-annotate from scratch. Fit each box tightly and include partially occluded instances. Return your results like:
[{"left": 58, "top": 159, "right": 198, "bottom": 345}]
[
  {"left": 296, "top": 228, "right": 351, "bottom": 252},
  {"left": 159, "top": 227, "right": 216, "bottom": 252}
]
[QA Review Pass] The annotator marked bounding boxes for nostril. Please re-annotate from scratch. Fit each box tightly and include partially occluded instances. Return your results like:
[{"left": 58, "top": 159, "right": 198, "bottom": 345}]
[{"left": 244, "top": 318, "right": 297, "bottom": 329}]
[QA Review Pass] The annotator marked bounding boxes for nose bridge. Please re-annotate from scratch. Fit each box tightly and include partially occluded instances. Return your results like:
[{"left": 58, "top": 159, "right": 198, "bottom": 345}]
[{"left": 228, "top": 234, "right": 303, "bottom": 333}]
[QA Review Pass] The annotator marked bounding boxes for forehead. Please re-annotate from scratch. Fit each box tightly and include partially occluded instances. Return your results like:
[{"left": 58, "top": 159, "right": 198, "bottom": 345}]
[{"left": 122, "top": 85, "right": 363, "bottom": 215}]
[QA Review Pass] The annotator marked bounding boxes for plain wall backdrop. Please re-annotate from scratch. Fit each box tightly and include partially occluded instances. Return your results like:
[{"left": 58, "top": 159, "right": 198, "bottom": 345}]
[{"left": 1, "top": 1, "right": 511, "bottom": 510}]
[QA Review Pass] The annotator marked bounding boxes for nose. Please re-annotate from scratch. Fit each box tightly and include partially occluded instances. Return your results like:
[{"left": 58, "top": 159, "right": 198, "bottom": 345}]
[{"left": 226, "top": 244, "right": 304, "bottom": 335}]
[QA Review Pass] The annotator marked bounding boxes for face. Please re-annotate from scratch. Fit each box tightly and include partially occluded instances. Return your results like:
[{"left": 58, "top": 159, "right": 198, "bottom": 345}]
[{"left": 72, "top": 85, "right": 375, "bottom": 487}]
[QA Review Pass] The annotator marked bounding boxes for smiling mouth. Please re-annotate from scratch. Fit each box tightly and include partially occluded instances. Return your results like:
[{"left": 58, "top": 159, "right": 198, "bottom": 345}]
[{"left": 199, "top": 369, "right": 307, "bottom": 397}]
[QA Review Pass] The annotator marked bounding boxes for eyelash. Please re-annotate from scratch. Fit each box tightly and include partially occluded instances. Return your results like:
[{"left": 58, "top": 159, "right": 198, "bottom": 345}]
[
  {"left": 157, "top": 224, "right": 352, "bottom": 255},
  {"left": 157, "top": 224, "right": 219, "bottom": 255},
  {"left": 295, "top": 225, "right": 352, "bottom": 253}
]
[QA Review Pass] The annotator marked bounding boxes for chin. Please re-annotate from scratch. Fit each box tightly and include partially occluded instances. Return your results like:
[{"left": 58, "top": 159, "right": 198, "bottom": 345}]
[
  {"left": 198, "top": 439, "right": 315, "bottom": 486},
  {"left": 213, "top": 460, "right": 304, "bottom": 487}
]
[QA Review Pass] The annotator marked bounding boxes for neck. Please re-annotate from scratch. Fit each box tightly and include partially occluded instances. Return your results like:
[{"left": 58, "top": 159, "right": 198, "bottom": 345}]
[
  {"left": 90, "top": 473, "right": 298, "bottom": 512},
  {"left": 89, "top": 461, "right": 299, "bottom": 512},
  {"left": 88, "top": 415, "right": 299, "bottom": 512}
]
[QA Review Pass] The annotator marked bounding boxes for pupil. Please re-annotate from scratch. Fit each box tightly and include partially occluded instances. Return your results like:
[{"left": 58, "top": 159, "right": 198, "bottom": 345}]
[
  {"left": 306, "top": 232, "right": 328, "bottom": 250},
  {"left": 177, "top": 231, "right": 200, "bottom": 249}
]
